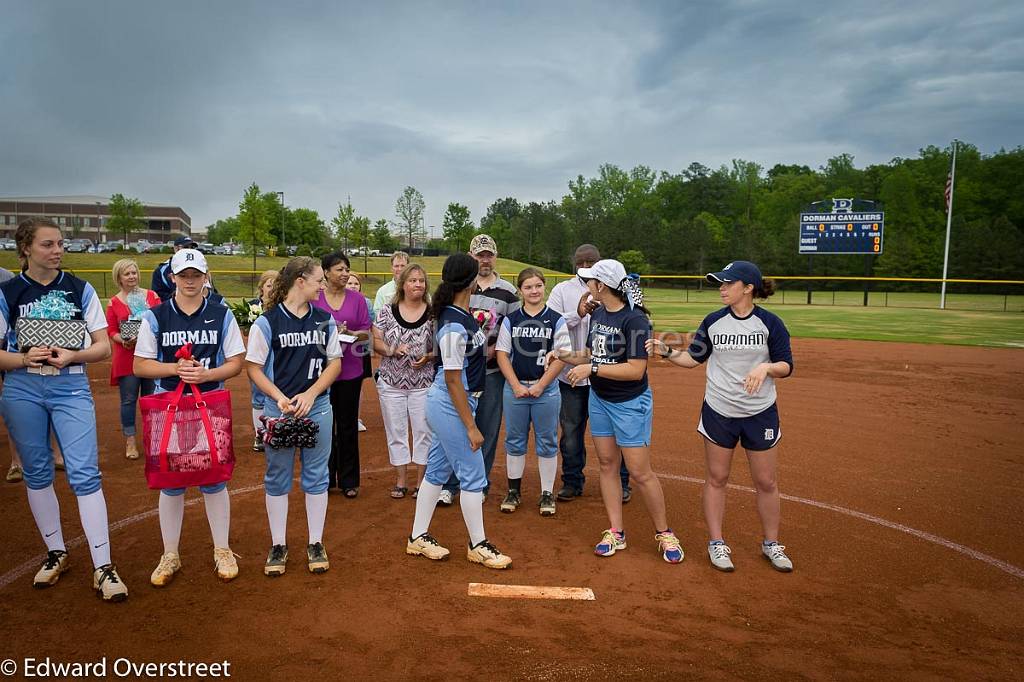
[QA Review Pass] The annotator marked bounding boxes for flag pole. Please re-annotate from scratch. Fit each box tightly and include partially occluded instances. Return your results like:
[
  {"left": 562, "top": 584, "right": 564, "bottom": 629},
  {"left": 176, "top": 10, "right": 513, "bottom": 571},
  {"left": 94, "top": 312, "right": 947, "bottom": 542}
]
[{"left": 940, "top": 140, "right": 957, "bottom": 310}]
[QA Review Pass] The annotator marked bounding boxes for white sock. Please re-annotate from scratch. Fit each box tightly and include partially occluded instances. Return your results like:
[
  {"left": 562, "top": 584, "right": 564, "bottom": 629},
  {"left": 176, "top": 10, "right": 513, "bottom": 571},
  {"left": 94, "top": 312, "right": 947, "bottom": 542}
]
[
  {"left": 305, "top": 492, "right": 328, "bottom": 545},
  {"left": 252, "top": 408, "right": 263, "bottom": 432},
  {"left": 26, "top": 485, "right": 65, "bottom": 552},
  {"left": 538, "top": 456, "right": 557, "bottom": 493},
  {"left": 410, "top": 480, "right": 443, "bottom": 539},
  {"left": 77, "top": 489, "right": 112, "bottom": 568},
  {"left": 506, "top": 453, "right": 527, "bottom": 480},
  {"left": 159, "top": 492, "right": 185, "bottom": 554},
  {"left": 460, "top": 491, "right": 486, "bottom": 546},
  {"left": 203, "top": 489, "right": 231, "bottom": 549},
  {"left": 265, "top": 493, "right": 289, "bottom": 546}
]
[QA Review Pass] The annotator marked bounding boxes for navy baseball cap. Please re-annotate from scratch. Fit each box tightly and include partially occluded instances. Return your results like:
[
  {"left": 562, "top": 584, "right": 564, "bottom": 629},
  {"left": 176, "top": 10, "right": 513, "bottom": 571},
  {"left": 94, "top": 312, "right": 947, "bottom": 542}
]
[
  {"left": 174, "top": 235, "right": 198, "bottom": 248},
  {"left": 706, "top": 261, "right": 763, "bottom": 289}
]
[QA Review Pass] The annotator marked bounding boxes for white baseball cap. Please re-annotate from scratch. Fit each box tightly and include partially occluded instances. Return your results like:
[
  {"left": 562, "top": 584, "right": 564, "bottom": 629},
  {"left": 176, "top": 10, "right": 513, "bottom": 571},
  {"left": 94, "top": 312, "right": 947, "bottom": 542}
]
[
  {"left": 577, "top": 259, "right": 628, "bottom": 289},
  {"left": 170, "top": 248, "right": 209, "bottom": 274}
]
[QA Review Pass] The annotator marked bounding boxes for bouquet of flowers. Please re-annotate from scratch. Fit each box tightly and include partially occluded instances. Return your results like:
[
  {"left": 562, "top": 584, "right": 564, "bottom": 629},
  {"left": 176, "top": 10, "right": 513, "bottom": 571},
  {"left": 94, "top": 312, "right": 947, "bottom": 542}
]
[
  {"left": 229, "top": 298, "right": 263, "bottom": 331},
  {"left": 471, "top": 307, "right": 497, "bottom": 334}
]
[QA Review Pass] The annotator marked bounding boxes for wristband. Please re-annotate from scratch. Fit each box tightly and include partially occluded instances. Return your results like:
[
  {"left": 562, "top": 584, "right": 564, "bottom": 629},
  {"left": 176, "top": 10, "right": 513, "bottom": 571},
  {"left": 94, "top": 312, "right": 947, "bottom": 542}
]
[{"left": 590, "top": 362, "right": 599, "bottom": 377}]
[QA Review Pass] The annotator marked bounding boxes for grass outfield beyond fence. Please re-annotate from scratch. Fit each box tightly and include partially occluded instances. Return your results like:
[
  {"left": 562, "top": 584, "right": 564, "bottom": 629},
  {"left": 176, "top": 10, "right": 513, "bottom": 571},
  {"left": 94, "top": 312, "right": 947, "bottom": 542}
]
[{"left": 1, "top": 253, "right": 1021, "bottom": 347}]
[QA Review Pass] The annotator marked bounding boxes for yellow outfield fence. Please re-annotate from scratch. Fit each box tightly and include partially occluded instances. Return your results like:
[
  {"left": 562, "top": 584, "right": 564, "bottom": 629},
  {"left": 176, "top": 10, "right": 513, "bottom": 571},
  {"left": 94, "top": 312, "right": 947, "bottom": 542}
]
[{"left": 65, "top": 269, "right": 1024, "bottom": 312}]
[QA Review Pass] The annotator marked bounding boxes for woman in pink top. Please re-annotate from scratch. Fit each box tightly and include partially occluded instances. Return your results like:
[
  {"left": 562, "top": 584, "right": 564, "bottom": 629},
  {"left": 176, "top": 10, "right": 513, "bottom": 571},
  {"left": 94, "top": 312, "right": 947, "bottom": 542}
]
[
  {"left": 313, "top": 252, "right": 371, "bottom": 497},
  {"left": 105, "top": 258, "right": 160, "bottom": 460}
]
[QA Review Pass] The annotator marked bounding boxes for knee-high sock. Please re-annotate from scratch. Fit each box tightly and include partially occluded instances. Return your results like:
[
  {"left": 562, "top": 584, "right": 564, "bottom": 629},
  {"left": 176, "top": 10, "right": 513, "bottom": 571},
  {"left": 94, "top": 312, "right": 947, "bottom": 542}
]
[
  {"left": 506, "top": 453, "right": 527, "bottom": 481},
  {"left": 410, "top": 480, "right": 443, "bottom": 539},
  {"left": 538, "top": 456, "right": 558, "bottom": 493},
  {"left": 305, "top": 492, "right": 328, "bottom": 545},
  {"left": 265, "top": 494, "right": 289, "bottom": 546},
  {"left": 203, "top": 489, "right": 231, "bottom": 548},
  {"left": 27, "top": 485, "right": 65, "bottom": 552},
  {"left": 77, "top": 489, "right": 112, "bottom": 568},
  {"left": 252, "top": 408, "right": 262, "bottom": 432},
  {"left": 460, "top": 491, "right": 486, "bottom": 546},
  {"left": 159, "top": 492, "right": 185, "bottom": 555}
]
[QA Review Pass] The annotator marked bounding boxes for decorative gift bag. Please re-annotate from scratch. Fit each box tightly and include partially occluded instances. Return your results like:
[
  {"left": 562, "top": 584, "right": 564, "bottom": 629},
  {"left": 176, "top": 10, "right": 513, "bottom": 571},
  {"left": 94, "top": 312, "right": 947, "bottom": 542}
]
[
  {"left": 119, "top": 320, "right": 142, "bottom": 340},
  {"left": 15, "top": 290, "right": 88, "bottom": 350},
  {"left": 140, "top": 381, "right": 235, "bottom": 490}
]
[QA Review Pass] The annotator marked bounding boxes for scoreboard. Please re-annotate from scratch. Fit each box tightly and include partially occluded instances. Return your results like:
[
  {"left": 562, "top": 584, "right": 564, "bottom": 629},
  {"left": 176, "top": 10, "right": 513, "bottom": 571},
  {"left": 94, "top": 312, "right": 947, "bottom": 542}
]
[{"left": 799, "top": 211, "right": 884, "bottom": 254}]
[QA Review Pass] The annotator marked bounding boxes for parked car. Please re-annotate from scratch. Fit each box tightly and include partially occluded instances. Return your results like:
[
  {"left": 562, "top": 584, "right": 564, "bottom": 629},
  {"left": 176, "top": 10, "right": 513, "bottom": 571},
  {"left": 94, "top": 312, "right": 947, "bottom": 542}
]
[
  {"left": 0, "top": 238, "right": 15, "bottom": 250},
  {"left": 66, "top": 239, "right": 93, "bottom": 253},
  {"left": 213, "top": 245, "right": 231, "bottom": 255}
]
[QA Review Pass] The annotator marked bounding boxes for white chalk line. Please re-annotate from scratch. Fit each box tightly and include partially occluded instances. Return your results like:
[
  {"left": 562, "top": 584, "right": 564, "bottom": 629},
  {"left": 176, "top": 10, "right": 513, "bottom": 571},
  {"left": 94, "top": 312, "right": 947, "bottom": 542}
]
[
  {"left": 3, "top": 466, "right": 1021, "bottom": 589},
  {"left": 0, "top": 466, "right": 393, "bottom": 590},
  {"left": 658, "top": 472, "right": 1024, "bottom": 581}
]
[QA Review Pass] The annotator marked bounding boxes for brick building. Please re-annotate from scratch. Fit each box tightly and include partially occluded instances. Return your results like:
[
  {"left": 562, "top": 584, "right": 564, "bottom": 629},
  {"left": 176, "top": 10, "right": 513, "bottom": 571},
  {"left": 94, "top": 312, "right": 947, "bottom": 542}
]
[{"left": 0, "top": 195, "right": 191, "bottom": 244}]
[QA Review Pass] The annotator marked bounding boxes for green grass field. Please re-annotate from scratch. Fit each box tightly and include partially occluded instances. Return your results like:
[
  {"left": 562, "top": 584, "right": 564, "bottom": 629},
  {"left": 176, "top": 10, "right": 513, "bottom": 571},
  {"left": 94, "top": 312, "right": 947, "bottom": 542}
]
[{"left": 1, "top": 252, "right": 1021, "bottom": 347}]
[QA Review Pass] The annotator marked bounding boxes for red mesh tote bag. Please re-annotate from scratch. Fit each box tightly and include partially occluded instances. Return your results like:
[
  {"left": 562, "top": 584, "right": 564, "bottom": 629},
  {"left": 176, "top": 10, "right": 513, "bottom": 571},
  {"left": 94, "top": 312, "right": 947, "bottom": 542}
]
[{"left": 140, "top": 368, "right": 235, "bottom": 490}]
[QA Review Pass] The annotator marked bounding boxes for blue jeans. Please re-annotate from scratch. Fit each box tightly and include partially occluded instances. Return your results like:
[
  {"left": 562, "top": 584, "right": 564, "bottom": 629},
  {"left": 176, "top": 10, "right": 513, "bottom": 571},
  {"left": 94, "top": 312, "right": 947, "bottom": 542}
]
[
  {"left": 558, "top": 381, "right": 630, "bottom": 493},
  {"left": 444, "top": 370, "right": 505, "bottom": 494},
  {"left": 118, "top": 375, "right": 155, "bottom": 437}
]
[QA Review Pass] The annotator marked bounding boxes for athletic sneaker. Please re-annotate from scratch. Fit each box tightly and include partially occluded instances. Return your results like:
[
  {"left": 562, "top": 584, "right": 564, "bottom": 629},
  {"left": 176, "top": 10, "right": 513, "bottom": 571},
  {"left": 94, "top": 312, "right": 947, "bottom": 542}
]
[
  {"left": 406, "top": 533, "right": 450, "bottom": 561},
  {"left": 538, "top": 491, "right": 556, "bottom": 517},
  {"left": 33, "top": 549, "right": 69, "bottom": 588},
  {"left": 594, "top": 529, "right": 627, "bottom": 557},
  {"left": 150, "top": 551, "right": 182, "bottom": 587},
  {"left": 437, "top": 490, "right": 455, "bottom": 507},
  {"left": 656, "top": 530, "right": 685, "bottom": 564},
  {"left": 621, "top": 487, "right": 632, "bottom": 504},
  {"left": 762, "top": 542, "right": 793, "bottom": 572},
  {"left": 708, "top": 542, "right": 734, "bottom": 572},
  {"left": 307, "top": 542, "right": 329, "bottom": 574},
  {"left": 213, "top": 547, "right": 239, "bottom": 582},
  {"left": 5, "top": 464, "right": 23, "bottom": 483},
  {"left": 252, "top": 436, "right": 264, "bottom": 452},
  {"left": 467, "top": 539, "right": 512, "bottom": 569},
  {"left": 264, "top": 544, "right": 288, "bottom": 577},
  {"left": 500, "top": 489, "right": 521, "bottom": 513},
  {"left": 93, "top": 563, "right": 129, "bottom": 602}
]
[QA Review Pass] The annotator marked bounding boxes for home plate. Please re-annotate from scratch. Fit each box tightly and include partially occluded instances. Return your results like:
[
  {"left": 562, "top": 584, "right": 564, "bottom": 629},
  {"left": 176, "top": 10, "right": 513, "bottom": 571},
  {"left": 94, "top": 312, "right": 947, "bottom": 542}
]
[{"left": 468, "top": 583, "right": 596, "bottom": 601}]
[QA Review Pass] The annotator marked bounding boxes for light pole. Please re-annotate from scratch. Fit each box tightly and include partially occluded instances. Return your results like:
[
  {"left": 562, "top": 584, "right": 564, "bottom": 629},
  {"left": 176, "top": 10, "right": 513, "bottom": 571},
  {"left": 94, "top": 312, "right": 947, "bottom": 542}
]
[
  {"left": 276, "top": 191, "right": 285, "bottom": 251},
  {"left": 95, "top": 201, "right": 102, "bottom": 246}
]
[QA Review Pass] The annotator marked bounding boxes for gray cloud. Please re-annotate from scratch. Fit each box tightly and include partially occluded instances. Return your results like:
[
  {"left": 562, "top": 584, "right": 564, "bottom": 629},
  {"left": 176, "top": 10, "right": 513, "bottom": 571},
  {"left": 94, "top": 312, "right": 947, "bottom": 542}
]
[{"left": 1, "top": 0, "right": 1021, "bottom": 233}]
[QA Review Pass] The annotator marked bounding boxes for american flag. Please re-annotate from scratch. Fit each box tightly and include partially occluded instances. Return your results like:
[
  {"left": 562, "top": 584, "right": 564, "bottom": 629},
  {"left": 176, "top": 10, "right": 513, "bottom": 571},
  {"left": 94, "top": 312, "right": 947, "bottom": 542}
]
[{"left": 944, "top": 166, "right": 953, "bottom": 213}]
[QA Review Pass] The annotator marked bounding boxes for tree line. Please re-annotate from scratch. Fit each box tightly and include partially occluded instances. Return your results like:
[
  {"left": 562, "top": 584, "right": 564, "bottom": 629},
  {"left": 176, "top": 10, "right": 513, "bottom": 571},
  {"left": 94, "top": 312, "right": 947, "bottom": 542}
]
[{"left": 194, "top": 141, "right": 1022, "bottom": 282}]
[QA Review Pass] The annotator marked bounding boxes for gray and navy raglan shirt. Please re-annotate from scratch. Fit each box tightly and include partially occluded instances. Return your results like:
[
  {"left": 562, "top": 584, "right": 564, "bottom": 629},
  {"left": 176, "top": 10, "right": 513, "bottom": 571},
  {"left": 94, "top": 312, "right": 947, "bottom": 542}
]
[
  {"left": 687, "top": 306, "right": 793, "bottom": 418},
  {"left": 470, "top": 275, "right": 520, "bottom": 375}
]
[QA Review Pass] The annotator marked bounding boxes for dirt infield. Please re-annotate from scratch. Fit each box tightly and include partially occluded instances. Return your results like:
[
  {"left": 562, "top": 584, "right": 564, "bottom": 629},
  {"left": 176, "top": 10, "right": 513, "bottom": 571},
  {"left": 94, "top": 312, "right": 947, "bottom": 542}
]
[{"left": 1, "top": 338, "right": 1022, "bottom": 680}]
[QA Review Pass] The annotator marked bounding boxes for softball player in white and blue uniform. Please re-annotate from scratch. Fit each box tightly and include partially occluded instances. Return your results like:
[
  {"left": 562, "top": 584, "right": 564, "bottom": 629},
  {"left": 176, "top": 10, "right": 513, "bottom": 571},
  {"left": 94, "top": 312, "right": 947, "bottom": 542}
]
[
  {"left": 495, "top": 268, "right": 571, "bottom": 516},
  {"left": 0, "top": 218, "right": 128, "bottom": 601},
  {"left": 246, "top": 257, "right": 342, "bottom": 577},
  {"left": 134, "top": 249, "right": 246, "bottom": 586},
  {"left": 405, "top": 253, "right": 512, "bottom": 569},
  {"left": 649, "top": 260, "right": 795, "bottom": 572}
]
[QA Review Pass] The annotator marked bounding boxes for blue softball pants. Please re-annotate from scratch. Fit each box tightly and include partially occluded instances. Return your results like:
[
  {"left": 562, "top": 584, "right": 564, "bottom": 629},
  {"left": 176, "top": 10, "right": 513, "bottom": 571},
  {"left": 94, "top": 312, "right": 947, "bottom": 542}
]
[
  {"left": 502, "top": 382, "right": 560, "bottom": 457},
  {"left": 423, "top": 384, "right": 487, "bottom": 493},
  {"left": 0, "top": 369, "right": 102, "bottom": 496},
  {"left": 263, "top": 393, "right": 333, "bottom": 496}
]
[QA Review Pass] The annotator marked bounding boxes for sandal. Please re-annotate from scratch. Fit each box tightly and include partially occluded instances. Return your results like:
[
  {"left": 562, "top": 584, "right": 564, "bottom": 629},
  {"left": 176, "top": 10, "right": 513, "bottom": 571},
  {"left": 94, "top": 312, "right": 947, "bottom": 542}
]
[
  {"left": 390, "top": 486, "right": 408, "bottom": 499},
  {"left": 411, "top": 487, "right": 419, "bottom": 499},
  {"left": 5, "top": 464, "right": 23, "bottom": 483},
  {"left": 343, "top": 487, "right": 359, "bottom": 499}
]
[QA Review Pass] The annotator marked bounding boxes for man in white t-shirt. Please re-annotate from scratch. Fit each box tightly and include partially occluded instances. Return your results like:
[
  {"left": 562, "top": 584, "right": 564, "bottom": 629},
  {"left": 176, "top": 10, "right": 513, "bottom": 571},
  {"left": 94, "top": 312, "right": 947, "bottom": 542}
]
[{"left": 373, "top": 251, "right": 409, "bottom": 311}]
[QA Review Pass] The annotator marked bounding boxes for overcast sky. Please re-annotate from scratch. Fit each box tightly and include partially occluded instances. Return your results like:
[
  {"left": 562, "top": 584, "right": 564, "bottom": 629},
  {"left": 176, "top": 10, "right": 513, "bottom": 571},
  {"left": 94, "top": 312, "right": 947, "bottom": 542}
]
[{"left": 2, "top": 0, "right": 1021, "bottom": 235}]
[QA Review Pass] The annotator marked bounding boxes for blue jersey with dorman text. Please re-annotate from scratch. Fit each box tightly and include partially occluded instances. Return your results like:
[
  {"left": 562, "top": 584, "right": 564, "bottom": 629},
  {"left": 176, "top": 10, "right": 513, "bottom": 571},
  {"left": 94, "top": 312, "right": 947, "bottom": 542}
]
[
  {"left": 0, "top": 271, "right": 106, "bottom": 355},
  {"left": 687, "top": 305, "right": 793, "bottom": 418},
  {"left": 135, "top": 298, "right": 245, "bottom": 393},
  {"left": 496, "top": 306, "right": 571, "bottom": 381},
  {"left": 433, "top": 305, "right": 487, "bottom": 393},
  {"left": 245, "top": 303, "right": 342, "bottom": 398},
  {"left": 587, "top": 305, "right": 651, "bottom": 403}
]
